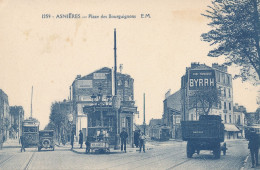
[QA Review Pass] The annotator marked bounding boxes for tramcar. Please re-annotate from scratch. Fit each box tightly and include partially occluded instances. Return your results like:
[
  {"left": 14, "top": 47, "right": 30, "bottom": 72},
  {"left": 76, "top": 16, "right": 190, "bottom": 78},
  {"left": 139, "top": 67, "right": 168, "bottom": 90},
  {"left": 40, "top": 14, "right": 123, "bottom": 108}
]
[
  {"left": 245, "top": 125, "right": 260, "bottom": 140},
  {"left": 86, "top": 127, "right": 110, "bottom": 153},
  {"left": 22, "top": 117, "right": 40, "bottom": 148},
  {"left": 149, "top": 125, "right": 170, "bottom": 141}
]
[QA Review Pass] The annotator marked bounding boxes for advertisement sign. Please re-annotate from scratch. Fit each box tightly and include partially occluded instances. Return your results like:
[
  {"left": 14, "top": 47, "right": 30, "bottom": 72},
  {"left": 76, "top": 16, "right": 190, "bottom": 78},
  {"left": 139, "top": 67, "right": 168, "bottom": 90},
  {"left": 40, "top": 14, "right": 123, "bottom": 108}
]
[
  {"left": 77, "top": 80, "right": 92, "bottom": 88},
  {"left": 93, "top": 73, "right": 106, "bottom": 79},
  {"left": 189, "top": 69, "right": 216, "bottom": 90}
]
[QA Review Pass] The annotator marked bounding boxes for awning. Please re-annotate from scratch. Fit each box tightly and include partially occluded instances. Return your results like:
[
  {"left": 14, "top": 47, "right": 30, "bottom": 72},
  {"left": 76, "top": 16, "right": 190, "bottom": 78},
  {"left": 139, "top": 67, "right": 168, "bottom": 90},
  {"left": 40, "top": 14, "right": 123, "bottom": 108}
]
[{"left": 224, "top": 124, "right": 240, "bottom": 132}]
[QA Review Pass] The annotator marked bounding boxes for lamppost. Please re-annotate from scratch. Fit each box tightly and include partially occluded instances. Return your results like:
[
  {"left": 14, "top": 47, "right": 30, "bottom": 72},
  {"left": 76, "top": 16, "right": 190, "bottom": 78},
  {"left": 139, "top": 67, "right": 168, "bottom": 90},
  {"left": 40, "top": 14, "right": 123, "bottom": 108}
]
[{"left": 90, "top": 87, "right": 106, "bottom": 127}]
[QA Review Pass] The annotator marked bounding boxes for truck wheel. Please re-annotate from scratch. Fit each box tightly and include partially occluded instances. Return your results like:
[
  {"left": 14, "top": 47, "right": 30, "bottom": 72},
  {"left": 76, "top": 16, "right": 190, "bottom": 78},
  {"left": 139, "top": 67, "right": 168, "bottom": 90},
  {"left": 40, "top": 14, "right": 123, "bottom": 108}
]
[
  {"left": 213, "top": 143, "right": 221, "bottom": 159},
  {"left": 187, "top": 142, "right": 193, "bottom": 158}
]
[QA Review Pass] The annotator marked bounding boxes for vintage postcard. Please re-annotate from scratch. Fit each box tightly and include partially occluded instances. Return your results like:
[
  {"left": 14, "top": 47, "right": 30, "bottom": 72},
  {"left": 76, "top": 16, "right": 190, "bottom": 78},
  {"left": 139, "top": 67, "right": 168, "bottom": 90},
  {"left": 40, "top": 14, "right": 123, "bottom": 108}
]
[{"left": 0, "top": 0, "right": 259, "bottom": 169}]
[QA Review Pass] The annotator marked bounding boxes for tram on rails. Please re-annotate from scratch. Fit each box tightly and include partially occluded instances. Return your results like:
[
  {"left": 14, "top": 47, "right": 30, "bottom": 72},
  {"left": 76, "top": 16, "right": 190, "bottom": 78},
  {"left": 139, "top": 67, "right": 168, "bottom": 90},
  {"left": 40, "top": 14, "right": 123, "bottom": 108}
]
[
  {"left": 149, "top": 125, "right": 170, "bottom": 141},
  {"left": 22, "top": 117, "right": 40, "bottom": 148},
  {"left": 245, "top": 125, "right": 260, "bottom": 140}
]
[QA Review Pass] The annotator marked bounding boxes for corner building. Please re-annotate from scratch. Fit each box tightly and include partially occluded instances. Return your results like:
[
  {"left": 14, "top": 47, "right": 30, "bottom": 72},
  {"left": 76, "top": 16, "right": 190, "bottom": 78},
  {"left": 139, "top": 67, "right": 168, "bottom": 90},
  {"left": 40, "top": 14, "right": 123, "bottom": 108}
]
[
  {"left": 71, "top": 67, "right": 137, "bottom": 146},
  {"left": 181, "top": 63, "right": 239, "bottom": 139}
]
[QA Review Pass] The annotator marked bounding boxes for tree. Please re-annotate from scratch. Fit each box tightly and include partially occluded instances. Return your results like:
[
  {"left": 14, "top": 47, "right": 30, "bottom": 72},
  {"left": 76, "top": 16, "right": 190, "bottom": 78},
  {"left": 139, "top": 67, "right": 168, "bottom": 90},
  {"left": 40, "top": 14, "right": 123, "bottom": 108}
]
[
  {"left": 201, "top": 0, "right": 260, "bottom": 82},
  {"left": 191, "top": 88, "right": 220, "bottom": 115},
  {"left": 49, "top": 102, "right": 66, "bottom": 144}
]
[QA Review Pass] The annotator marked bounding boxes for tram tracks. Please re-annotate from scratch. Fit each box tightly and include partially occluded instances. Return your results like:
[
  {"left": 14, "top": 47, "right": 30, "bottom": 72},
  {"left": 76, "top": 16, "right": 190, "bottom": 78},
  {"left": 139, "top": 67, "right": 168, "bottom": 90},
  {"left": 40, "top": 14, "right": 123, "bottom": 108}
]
[
  {"left": 0, "top": 155, "right": 16, "bottom": 168},
  {"left": 0, "top": 149, "right": 37, "bottom": 170},
  {"left": 23, "top": 151, "right": 36, "bottom": 170}
]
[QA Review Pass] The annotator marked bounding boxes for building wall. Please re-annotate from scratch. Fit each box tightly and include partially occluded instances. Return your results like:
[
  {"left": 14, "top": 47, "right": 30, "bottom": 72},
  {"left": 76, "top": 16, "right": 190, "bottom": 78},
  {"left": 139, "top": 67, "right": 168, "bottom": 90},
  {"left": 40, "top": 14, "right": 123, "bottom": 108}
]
[
  {"left": 0, "top": 89, "right": 10, "bottom": 141},
  {"left": 71, "top": 67, "right": 136, "bottom": 145},
  {"left": 181, "top": 63, "right": 234, "bottom": 123},
  {"left": 9, "top": 106, "right": 24, "bottom": 139},
  {"left": 162, "top": 90, "right": 182, "bottom": 139}
]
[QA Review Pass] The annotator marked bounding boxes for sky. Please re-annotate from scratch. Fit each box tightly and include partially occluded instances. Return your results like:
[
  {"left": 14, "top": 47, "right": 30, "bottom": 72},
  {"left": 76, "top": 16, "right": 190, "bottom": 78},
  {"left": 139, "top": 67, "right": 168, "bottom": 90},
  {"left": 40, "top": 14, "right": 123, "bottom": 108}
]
[{"left": 0, "top": 0, "right": 259, "bottom": 129}]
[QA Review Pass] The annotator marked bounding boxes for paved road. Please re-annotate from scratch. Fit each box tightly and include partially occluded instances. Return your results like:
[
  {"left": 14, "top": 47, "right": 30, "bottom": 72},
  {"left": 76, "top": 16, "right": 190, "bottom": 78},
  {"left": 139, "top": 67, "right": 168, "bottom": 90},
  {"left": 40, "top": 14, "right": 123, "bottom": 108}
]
[{"left": 0, "top": 139, "right": 251, "bottom": 170}]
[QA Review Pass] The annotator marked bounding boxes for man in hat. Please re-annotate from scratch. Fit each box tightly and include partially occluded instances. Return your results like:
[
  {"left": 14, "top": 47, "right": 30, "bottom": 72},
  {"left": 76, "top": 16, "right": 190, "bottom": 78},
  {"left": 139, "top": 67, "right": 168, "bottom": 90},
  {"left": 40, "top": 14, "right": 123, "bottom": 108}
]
[
  {"left": 248, "top": 128, "right": 259, "bottom": 168},
  {"left": 120, "top": 128, "right": 128, "bottom": 153}
]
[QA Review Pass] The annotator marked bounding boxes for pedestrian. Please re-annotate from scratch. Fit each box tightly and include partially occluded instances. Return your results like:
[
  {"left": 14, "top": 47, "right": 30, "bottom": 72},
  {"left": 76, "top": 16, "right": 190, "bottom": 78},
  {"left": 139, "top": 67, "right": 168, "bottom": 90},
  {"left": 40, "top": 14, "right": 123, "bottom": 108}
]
[
  {"left": 139, "top": 132, "right": 146, "bottom": 153},
  {"left": 120, "top": 128, "right": 128, "bottom": 153},
  {"left": 19, "top": 135, "right": 25, "bottom": 152},
  {"left": 71, "top": 131, "right": 74, "bottom": 149},
  {"left": 248, "top": 128, "right": 259, "bottom": 168},
  {"left": 221, "top": 142, "right": 228, "bottom": 155},
  {"left": 134, "top": 130, "right": 140, "bottom": 148},
  {"left": 79, "top": 130, "right": 83, "bottom": 149},
  {"left": 85, "top": 136, "right": 91, "bottom": 154}
]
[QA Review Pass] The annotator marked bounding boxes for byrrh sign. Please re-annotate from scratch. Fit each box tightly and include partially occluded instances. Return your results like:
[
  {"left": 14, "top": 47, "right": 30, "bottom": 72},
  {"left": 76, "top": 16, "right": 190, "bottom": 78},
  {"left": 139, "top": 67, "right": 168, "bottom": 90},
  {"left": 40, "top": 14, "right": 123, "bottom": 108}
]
[{"left": 189, "top": 70, "right": 216, "bottom": 90}]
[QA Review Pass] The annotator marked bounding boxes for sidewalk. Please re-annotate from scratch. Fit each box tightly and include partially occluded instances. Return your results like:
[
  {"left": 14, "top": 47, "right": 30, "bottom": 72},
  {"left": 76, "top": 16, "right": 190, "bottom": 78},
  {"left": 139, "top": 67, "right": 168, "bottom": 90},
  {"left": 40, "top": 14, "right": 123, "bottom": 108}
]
[
  {"left": 241, "top": 152, "right": 260, "bottom": 170},
  {"left": 1, "top": 139, "right": 20, "bottom": 148},
  {"left": 69, "top": 142, "right": 154, "bottom": 154}
]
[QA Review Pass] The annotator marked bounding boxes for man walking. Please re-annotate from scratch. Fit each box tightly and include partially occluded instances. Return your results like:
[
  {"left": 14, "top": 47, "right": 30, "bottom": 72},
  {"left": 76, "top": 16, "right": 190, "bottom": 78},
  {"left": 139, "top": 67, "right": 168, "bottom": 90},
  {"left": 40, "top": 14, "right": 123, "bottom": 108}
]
[
  {"left": 71, "top": 131, "right": 74, "bottom": 149},
  {"left": 19, "top": 135, "right": 25, "bottom": 152},
  {"left": 139, "top": 132, "right": 146, "bottom": 153},
  {"left": 120, "top": 128, "right": 128, "bottom": 153},
  {"left": 248, "top": 129, "right": 259, "bottom": 168},
  {"left": 79, "top": 130, "right": 83, "bottom": 149}
]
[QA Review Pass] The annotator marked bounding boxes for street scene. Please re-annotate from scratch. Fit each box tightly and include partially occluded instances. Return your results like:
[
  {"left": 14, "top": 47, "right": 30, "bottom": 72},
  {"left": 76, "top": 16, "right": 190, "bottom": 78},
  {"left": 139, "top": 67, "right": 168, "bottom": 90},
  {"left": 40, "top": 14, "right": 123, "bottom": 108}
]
[
  {"left": 0, "top": 139, "right": 252, "bottom": 170},
  {"left": 0, "top": 0, "right": 260, "bottom": 170}
]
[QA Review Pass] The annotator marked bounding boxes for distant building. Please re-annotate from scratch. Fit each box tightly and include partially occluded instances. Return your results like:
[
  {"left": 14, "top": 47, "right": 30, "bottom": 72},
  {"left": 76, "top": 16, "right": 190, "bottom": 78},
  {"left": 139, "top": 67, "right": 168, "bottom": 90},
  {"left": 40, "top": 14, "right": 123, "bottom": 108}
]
[
  {"left": 233, "top": 103, "right": 246, "bottom": 138},
  {"left": 0, "top": 89, "right": 10, "bottom": 141},
  {"left": 9, "top": 106, "right": 24, "bottom": 139},
  {"left": 180, "top": 63, "right": 239, "bottom": 139},
  {"left": 162, "top": 90, "right": 182, "bottom": 139},
  {"left": 71, "top": 67, "right": 137, "bottom": 146}
]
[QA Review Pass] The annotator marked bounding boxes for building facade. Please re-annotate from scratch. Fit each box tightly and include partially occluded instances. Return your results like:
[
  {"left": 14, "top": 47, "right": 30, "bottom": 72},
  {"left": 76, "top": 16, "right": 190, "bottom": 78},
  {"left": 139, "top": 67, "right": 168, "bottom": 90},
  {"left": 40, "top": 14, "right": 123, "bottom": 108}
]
[
  {"left": 233, "top": 103, "right": 246, "bottom": 138},
  {"left": 162, "top": 90, "right": 182, "bottom": 139},
  {"left": 9, "top": 106, "right": 24, "bottom": 139},
  {"left": 71, "top": 67, "right": 137, "bottom": 146},
  {"left": 0, "top": 89, "right": 10, "bottom": 142},
  {"left": 180, "top": 63, "right": 239, "bottom": 139}
]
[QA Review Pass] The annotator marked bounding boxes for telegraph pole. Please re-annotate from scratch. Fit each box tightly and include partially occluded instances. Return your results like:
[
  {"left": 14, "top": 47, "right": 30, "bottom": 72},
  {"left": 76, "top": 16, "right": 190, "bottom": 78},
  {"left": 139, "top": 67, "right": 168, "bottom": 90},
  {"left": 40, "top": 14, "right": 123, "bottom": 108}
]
[
  {"left": 143, "top": 93, "right": 146, "bottom": 135},
  {"left": 114, "top": 28, "right": 119, "bottom": 149},
  {"left": 30, "top": 86, "right": 33, "bottom": 118}
]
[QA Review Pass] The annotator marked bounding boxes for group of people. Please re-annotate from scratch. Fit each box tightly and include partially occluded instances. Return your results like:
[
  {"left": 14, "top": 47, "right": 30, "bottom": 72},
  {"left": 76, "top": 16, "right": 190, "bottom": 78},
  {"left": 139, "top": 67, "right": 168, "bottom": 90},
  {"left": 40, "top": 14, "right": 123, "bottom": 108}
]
[
  {"left": 133, "top": 129, "right": 146, "bottom": 153},
  {"left": 69, "top": 128, "right": 146, "bottom": 153}
]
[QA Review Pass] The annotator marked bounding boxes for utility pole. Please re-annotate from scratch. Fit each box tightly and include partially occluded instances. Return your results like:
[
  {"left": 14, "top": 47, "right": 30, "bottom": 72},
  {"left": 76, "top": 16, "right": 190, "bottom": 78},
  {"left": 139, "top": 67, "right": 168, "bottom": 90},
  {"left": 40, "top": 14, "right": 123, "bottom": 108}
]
[
  {"left": 143, "top": 93, "right": 146, "bottom": 135},
  {"left": 114, "top": 28, "right": 119, "bottom": 149},
  {"left": 30, "top": 86, "right": 33, "bottom": 118}
]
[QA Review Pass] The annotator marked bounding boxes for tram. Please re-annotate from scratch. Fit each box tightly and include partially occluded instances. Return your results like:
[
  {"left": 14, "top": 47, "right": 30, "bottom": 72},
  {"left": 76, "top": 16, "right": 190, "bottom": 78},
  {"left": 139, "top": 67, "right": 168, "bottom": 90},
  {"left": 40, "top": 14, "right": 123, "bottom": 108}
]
[
  {"left": 149, "top": 125, "right": 170, "bottom": 141},
  {"left": 22, "top": 117, "right": 40, "bottom": 148},
  {"left": 86, "top": 127, "right": 110, "bottom": 153}
]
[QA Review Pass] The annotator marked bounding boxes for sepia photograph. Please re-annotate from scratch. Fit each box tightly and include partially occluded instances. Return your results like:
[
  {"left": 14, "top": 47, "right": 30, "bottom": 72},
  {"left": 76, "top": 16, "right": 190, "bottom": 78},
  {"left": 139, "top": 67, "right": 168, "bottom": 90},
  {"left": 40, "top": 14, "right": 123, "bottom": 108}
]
[{"left": 0, "top": 0, "right": 259, "bottom": 169}]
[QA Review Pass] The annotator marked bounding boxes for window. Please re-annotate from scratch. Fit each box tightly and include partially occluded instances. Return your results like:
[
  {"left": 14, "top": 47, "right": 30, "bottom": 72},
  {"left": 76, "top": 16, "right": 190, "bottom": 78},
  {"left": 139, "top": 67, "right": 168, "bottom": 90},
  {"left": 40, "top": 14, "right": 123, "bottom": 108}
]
[
  {"left": 229, "top": 103, "right": 231, "bottom": 110},
  {"left": 125, "top": 80, "right": 128, "bottom": 87},
  {"left": 228, "top": 89, "right": 231, "bottom": 98},
  {"left": 224, "top": 102, "right": 227, "bottom": 110},
  {"left": 217, "top": 72, "right": 220, "bottom": 82},
  {"left": 238, "top": 115, "right": 241, "bottom": 125},
  {"left": 229, "top": 115, "right": 232, "bottom": 123},
  {"left": 190, "top": 114, "right": 193, "bottom": 121},
  {"left": 118, "top": 80, "right": 122, "bottom": 86},
  {"left": 224, "top": 88, "right": 226, "bottom": 97},
  {"left": 224, "top": 115, "right": 227, "bottom": 123},
  {"left": 121, "top": 117, "right": 125, "bottom": 128},
  {"left": 219, "top": 101, "right": 222, "bottom": 109},
  {"left": 227, "top": 75, "right": 230, "bottom": 85}
]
